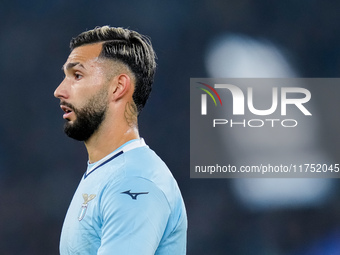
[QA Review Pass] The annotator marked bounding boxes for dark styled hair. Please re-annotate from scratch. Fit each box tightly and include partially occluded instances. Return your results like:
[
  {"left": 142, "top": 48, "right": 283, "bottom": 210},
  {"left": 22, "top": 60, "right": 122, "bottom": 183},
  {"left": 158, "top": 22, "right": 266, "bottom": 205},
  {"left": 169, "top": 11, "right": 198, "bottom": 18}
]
[{"left": 70, "top": 26, "right": 157, "bottom": 114}]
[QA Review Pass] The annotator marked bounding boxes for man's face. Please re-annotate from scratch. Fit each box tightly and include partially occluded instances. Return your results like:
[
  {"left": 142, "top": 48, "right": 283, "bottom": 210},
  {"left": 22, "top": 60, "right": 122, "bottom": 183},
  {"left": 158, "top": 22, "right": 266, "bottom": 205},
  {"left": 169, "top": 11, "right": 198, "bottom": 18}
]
[{"left": 54, "top": 43, "right": 111, "bottom": 141}]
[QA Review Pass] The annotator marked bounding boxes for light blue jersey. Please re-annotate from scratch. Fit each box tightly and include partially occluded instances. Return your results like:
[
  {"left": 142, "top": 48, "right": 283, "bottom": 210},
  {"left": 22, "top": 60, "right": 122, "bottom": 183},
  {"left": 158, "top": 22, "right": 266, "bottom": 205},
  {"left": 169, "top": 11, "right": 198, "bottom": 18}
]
[{"left": 60, "top": 139, "right": 187, "bottom": 255}]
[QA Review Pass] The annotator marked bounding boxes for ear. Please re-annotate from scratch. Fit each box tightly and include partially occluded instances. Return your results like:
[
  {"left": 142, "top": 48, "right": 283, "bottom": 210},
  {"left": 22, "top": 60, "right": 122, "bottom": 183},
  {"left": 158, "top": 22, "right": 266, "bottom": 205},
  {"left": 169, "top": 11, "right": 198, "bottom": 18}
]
[{"left": 110, "top": 74, "right": 133, "bottom": 101}]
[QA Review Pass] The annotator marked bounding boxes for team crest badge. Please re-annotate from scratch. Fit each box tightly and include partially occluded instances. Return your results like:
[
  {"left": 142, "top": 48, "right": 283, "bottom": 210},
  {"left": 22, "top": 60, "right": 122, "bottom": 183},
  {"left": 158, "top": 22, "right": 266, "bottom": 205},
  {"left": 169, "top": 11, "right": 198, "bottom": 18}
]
[{"left": 78, "top": 193, "right": 96, "bottom": 221}]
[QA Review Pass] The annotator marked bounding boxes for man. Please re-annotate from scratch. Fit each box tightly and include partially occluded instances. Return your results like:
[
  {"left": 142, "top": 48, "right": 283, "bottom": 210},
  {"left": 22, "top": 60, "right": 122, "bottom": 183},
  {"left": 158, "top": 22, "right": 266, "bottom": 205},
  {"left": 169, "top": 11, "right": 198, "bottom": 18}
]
[{"left": 54, "top": 26, "right": 187, "bottom": 254}]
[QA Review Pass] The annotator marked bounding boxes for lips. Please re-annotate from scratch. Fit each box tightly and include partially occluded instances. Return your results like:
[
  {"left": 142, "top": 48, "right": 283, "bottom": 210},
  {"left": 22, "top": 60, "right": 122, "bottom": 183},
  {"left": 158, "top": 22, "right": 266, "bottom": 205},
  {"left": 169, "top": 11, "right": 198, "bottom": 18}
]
[{"left": 60, "top": 104, "right": 74, "bottom": 120}]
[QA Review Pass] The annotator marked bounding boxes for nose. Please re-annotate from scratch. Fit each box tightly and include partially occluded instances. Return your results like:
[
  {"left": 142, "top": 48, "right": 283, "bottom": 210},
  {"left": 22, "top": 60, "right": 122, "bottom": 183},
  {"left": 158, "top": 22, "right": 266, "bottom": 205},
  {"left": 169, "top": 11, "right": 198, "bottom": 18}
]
[{"left": 54, "top": 78, "right": 69, "bottom": 99}]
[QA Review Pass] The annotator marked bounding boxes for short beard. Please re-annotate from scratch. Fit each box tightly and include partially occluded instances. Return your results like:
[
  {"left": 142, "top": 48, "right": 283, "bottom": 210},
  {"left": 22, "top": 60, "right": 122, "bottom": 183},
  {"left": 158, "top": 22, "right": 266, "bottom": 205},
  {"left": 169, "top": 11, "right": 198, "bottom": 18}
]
[{"left": 63, "top": 88, "right": 108, "bottom": 142}]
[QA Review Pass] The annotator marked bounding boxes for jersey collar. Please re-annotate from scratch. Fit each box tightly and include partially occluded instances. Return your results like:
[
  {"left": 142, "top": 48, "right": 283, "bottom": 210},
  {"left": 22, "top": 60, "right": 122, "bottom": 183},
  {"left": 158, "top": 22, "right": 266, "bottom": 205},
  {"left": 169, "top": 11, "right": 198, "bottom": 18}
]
[{"left": 84, "top": 138, "right": 147, "bottom": 178}]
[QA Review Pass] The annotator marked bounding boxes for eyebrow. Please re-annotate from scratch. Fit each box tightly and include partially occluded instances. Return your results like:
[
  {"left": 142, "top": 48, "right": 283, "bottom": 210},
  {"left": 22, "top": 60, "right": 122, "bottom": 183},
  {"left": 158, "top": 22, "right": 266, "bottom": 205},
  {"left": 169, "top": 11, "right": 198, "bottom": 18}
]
[{"left": 62, "top": 62, "right": 86, "bottom": 71}]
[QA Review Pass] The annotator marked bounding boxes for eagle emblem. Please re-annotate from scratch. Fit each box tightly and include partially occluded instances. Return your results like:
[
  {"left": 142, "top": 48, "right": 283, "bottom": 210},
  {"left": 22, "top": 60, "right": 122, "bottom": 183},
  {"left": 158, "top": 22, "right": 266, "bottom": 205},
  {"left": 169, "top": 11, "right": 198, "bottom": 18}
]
[{"left": 78, "top": 193, "right": 96, "bottom": 221}]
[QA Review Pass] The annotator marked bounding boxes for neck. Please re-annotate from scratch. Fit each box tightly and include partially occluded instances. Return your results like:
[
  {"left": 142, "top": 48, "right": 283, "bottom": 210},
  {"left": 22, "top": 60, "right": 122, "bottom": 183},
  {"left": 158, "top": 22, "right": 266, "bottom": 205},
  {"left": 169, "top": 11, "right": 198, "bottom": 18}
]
[{"left": 84, "top": 120, "right": 139, "bottom": 163}]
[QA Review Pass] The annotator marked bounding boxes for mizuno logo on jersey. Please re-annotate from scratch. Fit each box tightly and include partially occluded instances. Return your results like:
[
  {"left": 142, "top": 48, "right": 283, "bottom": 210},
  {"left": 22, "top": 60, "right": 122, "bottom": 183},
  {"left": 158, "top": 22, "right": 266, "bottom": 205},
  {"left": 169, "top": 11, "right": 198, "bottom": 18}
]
[
  {"left": 78, "top": 193, "right": 96, "bottom": 221},
  {"left": 121, "top": 190, "right": 149, "bottom": 200}
]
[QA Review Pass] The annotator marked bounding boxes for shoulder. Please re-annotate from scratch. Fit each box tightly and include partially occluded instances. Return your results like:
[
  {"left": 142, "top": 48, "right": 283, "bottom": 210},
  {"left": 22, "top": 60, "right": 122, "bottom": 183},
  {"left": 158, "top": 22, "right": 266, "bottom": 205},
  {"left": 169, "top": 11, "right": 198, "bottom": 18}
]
[
  {"left": 122, "top": 145, "right": 169, "bottom": 175},
  {"left": 95, "top": 144, "right": 185, "bottom": 217},
  {"left": 98, "top": 176, "right": 171, "bottom": 226},
  {"left": 121, "top": 146, "right": 183, "bottom": 209}
]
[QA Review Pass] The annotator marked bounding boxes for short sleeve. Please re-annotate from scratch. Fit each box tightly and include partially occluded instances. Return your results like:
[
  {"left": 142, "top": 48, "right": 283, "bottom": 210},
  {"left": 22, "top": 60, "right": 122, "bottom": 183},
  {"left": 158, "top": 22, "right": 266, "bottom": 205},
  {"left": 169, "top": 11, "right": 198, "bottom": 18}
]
[{"left": 97, "top": 177, "right": 171, "bottom": 255}]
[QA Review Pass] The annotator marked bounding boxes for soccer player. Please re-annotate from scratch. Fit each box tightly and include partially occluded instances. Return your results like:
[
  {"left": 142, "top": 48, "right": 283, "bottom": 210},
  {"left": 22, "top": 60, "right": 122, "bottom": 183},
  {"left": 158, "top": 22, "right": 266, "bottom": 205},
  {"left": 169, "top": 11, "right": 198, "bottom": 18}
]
[{"left": 54, "top": 26, "right": 187, "bottom": 254}]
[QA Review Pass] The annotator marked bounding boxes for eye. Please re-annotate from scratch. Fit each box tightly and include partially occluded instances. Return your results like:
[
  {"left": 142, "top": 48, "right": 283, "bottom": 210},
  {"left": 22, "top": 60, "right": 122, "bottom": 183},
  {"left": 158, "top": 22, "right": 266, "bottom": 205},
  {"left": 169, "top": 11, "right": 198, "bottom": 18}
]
[{"left": 75, "top": 72, "right": 83, "bottom": 80}]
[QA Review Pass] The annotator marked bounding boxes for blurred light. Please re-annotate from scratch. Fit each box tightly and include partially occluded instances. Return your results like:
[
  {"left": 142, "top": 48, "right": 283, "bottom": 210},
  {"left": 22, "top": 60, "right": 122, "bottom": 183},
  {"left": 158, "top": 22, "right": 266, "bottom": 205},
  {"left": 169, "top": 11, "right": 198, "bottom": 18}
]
[
  {"left": 205, "top": 34, "right": 334, "bottom": 210},
  {"left": 206, "top": 34, "right": 295, "bottom": 78},
  {"left": 233, "top": 178, "right": 332, "bottom": 210}
]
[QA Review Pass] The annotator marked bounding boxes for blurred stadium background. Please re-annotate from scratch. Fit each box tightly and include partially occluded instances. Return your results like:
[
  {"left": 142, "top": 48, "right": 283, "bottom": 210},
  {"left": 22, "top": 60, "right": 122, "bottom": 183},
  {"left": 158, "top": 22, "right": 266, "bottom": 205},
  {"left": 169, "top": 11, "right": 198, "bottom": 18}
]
[{"left": 1, "top": 0, "right": 340, "bottom": 254}]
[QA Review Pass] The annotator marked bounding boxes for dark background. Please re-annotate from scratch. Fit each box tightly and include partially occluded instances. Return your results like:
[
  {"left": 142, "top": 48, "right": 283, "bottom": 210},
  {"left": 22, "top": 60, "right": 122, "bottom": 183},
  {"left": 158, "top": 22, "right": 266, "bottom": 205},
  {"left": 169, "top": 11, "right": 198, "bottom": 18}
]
[{"left": 1, "top": 1, "right": 340, "bottom": 254}]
